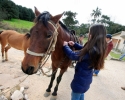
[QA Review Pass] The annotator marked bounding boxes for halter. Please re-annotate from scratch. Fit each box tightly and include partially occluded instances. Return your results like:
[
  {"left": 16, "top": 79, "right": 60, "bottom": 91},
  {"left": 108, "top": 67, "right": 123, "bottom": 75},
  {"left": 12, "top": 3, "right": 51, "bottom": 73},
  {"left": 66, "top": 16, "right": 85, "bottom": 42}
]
[
  {"left": 26, "top": 21, "right": 59, "bottom": 57},
  {"left": 26, "top": 21, "right": 78, "bottom": 76}
]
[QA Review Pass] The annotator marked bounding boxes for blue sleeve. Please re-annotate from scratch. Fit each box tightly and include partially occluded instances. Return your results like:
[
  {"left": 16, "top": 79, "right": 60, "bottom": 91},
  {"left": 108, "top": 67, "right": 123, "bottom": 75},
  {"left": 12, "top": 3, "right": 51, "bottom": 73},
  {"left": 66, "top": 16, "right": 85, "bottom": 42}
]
[
  {"left": 63, "top": 45, "right": 80, "bottom": 61},
  {"left": 73, "top": 42, "right": 83, "bottom": 50}
]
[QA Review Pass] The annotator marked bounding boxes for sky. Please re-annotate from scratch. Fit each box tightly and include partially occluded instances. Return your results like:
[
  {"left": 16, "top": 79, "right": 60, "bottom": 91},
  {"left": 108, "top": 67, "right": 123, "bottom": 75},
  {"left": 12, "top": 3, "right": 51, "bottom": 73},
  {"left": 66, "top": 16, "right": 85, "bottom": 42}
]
[{"left": 11, "top": 0, "right": 125, "bottom": 25}]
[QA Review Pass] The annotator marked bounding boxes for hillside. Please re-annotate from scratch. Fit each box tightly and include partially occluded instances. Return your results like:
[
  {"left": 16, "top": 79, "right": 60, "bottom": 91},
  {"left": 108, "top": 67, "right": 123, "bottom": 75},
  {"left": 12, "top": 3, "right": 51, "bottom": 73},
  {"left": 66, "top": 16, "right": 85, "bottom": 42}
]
[{"left": 0, "top": 19, "right": 34, "bottom": 33}]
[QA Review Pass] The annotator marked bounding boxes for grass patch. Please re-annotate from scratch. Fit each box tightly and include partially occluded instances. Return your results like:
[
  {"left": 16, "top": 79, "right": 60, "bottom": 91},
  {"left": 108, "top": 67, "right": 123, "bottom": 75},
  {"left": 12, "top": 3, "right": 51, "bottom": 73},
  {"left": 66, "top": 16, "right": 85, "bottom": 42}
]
[
  {"left": 110, "top": 51, "right": 125, "bottom": 60},
  {"left": 0, "top": 28, "right": 4, "bottom": 30},
  {"left": 83, "top": 38, "right": 88, "bottom": 43},
  {"left": 3, "top": 19, "right": 33, "bottom": 30}
]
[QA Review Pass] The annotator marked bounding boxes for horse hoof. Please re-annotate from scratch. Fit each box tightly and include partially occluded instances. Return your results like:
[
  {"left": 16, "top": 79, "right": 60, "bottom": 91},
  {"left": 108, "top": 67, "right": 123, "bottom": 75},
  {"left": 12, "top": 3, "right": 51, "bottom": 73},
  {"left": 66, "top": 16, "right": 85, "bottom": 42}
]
[
  {"left": 2, "top": 60, "right": 5, "bottom": 62},
  {"left": 44, "top": 91, "right": 51, "bottom": 97},
  {"left": 5, "top": 59, "right": 8, "bottom": 61},
  {"left": 50, "top": 95, "right": 57, "bottom": 100}
]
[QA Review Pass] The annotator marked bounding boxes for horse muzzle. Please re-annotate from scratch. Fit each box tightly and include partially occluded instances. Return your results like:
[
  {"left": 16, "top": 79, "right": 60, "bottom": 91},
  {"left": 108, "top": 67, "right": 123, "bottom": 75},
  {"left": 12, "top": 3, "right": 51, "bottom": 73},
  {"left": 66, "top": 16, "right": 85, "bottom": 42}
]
[{"left": 21, "top": 66, "right": 37, "bottom": 75}]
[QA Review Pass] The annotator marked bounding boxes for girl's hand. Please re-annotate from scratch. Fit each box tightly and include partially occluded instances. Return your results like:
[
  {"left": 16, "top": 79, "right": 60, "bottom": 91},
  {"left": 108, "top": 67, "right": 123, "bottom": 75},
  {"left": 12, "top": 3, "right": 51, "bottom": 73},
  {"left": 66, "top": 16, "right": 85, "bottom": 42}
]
[
  {"left": 68, "top": 41, "right": 75, "bottom": 46},
  {"left": 63, "top": 41, "right": 68, "bottom": 46}
]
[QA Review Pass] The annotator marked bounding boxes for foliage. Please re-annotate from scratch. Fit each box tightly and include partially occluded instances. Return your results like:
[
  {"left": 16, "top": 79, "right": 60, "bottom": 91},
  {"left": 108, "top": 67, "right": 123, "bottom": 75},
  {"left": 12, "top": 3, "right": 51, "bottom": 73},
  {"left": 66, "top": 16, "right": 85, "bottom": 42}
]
[
  {"left": 90, "top": 7, "right": 125, "bottom": 34},
  {"left": 100, "top": 15, "right": 110, "bottom": 26},
  {"left": 91, "top": 7, "right": 101, "bottom": 24},
  {"left": 0, "top": 0, "right": 19, "bottom": 20},
  {"left": 75, "top": 23, "right": 90, "bottom": 36},
  {"left": 83, "top": 38, "right": 88, "bottom": 44},
  {"left": 110, "top": 51, "right": 125, "bottom": 61},
  {"left": 1, "top": 1, "right": 125, "bottom": 36},
  {"left": 0, "top": 19, "right": 33, "bottom": 33},
  {"left": 0, "top": 0, "right": 35, "bottom": 21},
  {"left": 62, "top": 11, "right": 79, "bottom": 30},
  {"left": 17, "top": 5, "right": 35, "bottom": 21},
  {"left": 106, "top": 21, "right": 125, "bottom": 34}
]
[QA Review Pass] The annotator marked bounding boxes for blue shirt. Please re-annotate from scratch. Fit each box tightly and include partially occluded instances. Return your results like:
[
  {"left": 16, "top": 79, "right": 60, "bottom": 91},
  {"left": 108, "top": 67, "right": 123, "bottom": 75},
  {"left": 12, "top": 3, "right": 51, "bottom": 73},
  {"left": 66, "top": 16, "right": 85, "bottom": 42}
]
[{"left": 63, "top": 43, "right": 93, "bottom": 93}]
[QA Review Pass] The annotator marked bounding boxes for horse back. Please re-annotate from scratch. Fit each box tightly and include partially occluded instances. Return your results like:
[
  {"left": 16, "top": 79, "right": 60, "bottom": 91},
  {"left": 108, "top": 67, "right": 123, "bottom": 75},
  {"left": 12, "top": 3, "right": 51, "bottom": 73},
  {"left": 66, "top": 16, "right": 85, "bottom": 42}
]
[{"left": 0, "top": 30, "right": 28, "bottom": 50}]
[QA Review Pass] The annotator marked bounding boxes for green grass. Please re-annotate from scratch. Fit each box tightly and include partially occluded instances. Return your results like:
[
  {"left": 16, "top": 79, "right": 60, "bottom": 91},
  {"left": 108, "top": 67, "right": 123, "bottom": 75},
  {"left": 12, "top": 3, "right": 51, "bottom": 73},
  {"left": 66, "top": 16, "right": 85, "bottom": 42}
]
[
  {"left": 83, "top": 38, "right": 88, "bottom": 43},
  {"left": 0, "top": 28, "right": 4, "bottom": 30},
  {"left": 110, "top": 51, "right": 125, "bottom": 60},
  {"left": 3, "top": 19, "right": 33, "bottom": 30}
]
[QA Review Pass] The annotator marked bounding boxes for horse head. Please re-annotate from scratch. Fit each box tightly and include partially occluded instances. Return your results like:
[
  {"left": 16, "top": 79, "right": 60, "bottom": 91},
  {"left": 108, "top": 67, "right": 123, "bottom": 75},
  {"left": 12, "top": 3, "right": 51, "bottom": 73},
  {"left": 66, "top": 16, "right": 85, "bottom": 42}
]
[{"left": 21, "top": 7, "right": 64, "bottom": 75}]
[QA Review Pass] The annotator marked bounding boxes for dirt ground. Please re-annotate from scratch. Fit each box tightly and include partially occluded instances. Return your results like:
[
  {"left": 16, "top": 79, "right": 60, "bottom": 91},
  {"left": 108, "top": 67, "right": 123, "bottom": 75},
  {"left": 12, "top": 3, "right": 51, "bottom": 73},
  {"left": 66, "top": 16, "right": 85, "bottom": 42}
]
[{"left": 0, "top": 48, "right": 125, "bottom": 100}]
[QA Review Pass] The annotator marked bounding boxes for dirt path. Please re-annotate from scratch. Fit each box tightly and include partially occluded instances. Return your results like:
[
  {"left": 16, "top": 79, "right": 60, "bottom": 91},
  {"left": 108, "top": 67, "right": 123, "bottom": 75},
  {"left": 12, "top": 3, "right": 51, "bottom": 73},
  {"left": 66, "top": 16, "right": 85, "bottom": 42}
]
[{"left": 0, "top": 48, "right": 125, "bottom": 100}]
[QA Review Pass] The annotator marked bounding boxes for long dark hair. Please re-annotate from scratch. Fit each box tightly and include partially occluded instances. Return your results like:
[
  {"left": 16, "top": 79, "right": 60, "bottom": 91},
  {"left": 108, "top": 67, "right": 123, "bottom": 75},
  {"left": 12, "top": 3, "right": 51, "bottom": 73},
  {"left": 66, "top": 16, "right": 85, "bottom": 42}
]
[{"left": 79, "top": 24, "right": 107, "bottom": 70}]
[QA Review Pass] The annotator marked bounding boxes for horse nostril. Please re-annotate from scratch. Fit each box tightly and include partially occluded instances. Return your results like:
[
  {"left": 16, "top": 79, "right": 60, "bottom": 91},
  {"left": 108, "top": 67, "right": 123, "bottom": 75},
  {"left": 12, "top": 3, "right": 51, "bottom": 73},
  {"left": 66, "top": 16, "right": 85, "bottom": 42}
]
[{"left": 26, "top": 66, "right": 34, "bottom": 75}]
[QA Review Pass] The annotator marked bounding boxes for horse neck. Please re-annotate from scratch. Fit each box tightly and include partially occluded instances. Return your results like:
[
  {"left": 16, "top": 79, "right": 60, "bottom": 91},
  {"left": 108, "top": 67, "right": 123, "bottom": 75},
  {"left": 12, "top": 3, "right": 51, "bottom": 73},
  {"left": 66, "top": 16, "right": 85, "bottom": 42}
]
[{"left": 53, "top": 26, "right": 72, "bottom": 54}]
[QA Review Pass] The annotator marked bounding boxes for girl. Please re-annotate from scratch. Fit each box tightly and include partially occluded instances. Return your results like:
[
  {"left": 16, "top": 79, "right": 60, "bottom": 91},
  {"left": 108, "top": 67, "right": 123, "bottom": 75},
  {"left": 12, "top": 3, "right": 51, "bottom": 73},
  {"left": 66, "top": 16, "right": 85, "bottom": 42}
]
[{"left": 63, "top": 24, "right": 107, "bottom": 100}]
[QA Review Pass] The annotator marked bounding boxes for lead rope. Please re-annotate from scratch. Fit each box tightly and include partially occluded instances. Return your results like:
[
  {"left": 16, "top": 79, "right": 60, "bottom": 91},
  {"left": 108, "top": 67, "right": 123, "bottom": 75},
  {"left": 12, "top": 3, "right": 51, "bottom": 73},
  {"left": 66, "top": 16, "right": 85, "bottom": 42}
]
[
  {"left": 0, "top": 75, "right": 29, "bottom": 96},
  {"left": 36, "top": 21, "right": 60, "bottom": 76},
  {"left": 40, "top": 56, "right": 67, "bottom": 77}
]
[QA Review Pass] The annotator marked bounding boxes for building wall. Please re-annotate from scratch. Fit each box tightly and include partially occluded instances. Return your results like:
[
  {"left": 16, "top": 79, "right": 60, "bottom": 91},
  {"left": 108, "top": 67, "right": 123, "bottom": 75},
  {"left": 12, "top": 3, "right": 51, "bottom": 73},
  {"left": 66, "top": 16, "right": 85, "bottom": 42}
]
[{"left": 112, "top": 34, "right": 125, "bottom": 52}]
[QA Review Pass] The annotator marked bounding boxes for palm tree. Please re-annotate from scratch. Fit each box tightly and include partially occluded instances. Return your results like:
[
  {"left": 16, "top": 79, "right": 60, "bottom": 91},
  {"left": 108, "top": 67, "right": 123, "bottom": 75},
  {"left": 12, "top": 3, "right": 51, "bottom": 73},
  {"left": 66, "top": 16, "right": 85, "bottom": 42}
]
[
  {"left": 91, "top": 19, "right": 96, "bottom": 24},
  {"left": 91, "top": 7, "right": 101, "bottom": 23}
]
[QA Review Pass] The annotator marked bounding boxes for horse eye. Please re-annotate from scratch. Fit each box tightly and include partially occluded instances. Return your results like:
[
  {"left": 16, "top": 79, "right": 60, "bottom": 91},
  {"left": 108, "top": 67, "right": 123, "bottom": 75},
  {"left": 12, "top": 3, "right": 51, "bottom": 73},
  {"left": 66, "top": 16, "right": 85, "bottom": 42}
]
[
  {"left": 36, "top": 30, "right": 38, "bottom": 33},
  {"left": 47, "top": 31, "right": 52, "bottom": 38}
]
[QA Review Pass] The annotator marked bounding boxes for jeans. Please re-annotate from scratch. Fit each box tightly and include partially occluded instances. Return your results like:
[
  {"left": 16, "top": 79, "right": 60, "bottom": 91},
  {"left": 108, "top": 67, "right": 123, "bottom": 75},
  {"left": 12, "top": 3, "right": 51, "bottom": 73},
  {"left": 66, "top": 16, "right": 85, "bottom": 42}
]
[
  {"left": 71, "top": 91, "right": 84, "bottom": 100},
  {"left": 119, "top": 53, "right": 125, "bottom": 60},
  {"left": 93, "top": 69, "right": 100, "bottom": 75}
]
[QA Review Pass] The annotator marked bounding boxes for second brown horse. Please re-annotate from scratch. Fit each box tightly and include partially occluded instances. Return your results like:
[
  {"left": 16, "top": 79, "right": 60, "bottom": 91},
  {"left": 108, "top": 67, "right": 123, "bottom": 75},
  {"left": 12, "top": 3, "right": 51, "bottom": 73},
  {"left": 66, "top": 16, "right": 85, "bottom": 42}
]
[{"left": 0, "top": 30, "right": 30, "bottom": 61}]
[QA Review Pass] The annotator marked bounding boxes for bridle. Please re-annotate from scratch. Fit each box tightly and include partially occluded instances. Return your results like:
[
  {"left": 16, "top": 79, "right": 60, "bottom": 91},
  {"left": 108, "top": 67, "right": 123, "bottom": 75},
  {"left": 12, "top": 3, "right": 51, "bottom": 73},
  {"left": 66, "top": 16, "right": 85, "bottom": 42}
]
[
  {"left": 26, "top": 20, "right": 79, "bottom": 76},
  {"left": 26, "top": 20, "right": 59, "bottom": 58},
  {"left": 26, "top": 21, "right": 59, "bottom": 75}
]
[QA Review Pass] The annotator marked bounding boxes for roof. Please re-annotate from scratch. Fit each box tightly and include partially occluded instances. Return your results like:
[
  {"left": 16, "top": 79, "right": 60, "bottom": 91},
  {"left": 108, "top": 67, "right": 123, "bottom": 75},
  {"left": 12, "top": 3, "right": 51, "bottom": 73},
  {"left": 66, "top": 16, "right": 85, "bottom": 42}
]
[{"left": 112, "top": 31, "right": 122, "bottom": 36}]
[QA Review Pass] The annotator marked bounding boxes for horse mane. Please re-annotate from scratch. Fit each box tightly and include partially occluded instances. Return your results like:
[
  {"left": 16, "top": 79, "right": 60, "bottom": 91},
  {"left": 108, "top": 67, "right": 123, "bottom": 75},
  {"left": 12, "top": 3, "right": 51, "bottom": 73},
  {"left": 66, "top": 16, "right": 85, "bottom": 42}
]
[
  {"left": 34, "top": 11, "right": 51, "bottom": 27},
  {"left": 25, "top": 33, "right": 30, "bottom": 39},
  {"left": 34, "top": 11, "right": 70, "bottom": 33},
  {"left": 70, "top": 30, "right": 76, "bottom": 35},
  {"left": 59, "top": 21, "right": 70, "bottom": 33},
  {"left": 0, "top": 31, "right": 3, "bottom": 34}
]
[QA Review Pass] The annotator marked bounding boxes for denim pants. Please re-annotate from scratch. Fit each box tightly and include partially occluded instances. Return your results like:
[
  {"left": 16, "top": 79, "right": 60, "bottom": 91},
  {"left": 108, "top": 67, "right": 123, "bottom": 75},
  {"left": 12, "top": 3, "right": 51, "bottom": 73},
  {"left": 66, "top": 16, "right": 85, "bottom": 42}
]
[
  {"left": 119, "top": 53, "right": 125, "bottom": 60},
  {"left": 71, "top": 91, "right": 84, "bottom": 100},
  {"left": 93, "top": 69, "right": 100, "bottom": 75}
]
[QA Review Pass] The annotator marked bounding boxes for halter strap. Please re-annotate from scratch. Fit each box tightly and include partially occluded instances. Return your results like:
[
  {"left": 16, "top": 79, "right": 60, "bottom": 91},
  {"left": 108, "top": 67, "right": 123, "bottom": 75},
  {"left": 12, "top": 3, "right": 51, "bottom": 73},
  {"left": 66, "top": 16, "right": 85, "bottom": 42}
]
[
  {"left": 26, "top": 49, "right": 45, "bottom": 56},
  {"left": 26, "top": 20, "right": 59, "bottom": 57}
]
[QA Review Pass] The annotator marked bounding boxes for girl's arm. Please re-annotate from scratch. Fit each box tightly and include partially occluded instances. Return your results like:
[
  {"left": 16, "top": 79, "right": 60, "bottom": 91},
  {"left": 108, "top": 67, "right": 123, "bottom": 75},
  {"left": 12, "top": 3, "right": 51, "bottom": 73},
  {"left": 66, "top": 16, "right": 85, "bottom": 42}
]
[
  {"left": 73, "top": 42, "right": 83, "bottom": 50},
  {"left": 63, "top": 45, "right": 80, "bottom": 61}
]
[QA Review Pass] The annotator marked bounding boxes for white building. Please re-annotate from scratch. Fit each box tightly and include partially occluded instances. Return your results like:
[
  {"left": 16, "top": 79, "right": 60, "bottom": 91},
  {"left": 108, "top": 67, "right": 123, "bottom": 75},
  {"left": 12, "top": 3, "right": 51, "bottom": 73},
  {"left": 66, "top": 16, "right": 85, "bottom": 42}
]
[{"left": 112, "top": 31, "right": 125, "bottom": 53}]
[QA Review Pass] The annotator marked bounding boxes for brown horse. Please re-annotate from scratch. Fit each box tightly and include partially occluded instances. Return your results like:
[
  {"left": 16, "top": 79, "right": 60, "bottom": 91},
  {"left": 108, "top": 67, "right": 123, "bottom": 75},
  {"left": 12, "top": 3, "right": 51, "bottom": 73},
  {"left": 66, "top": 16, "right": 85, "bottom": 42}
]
[
  {"left": 21, "top": 7, "right": 77, "bottom": 100},
  {"left": 0, "top": 30, "right": 30, "bottom": 62}
]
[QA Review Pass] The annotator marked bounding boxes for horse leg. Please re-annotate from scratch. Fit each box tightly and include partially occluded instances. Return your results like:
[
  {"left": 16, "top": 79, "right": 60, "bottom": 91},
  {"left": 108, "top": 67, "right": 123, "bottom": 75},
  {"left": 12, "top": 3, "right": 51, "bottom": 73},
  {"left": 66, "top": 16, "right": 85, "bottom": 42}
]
[
  {"left": 50, "top": 69, "right": 65, "bottom": 100},
  {"left": 44, "top": 66, "right": 57, "bottom": 97},
  {"left": 1, "top": 45, "right": 5, "bottom": 62},
  {"left": 4, "top": 44, "right": 11, "bottom": 61}
]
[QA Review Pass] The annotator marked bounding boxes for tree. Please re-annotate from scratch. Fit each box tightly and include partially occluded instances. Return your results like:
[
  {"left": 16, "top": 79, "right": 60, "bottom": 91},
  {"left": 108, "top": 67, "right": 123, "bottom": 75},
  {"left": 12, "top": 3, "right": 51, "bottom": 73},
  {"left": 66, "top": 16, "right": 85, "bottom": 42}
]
[
  {"left": 91, "top": 7, "right": 101, "bottom": 24},
  {"left": 100, "top": 15, "right": 110, "bottom": 26},
  {"left": 106, "top": 21, "right": 125, "bottom": 34},
  {"left": 22, "top": 7, "right": 30, "bottom": 21},
  {"left": 77, "top": 23, "right": 90, "bottom": 35},
  {"left": 28, "top": 8, "right": 35, "bottom": 21},
  {"left": 62, "top": 11, "right": 79, "bottom": 30},
  {"left": 0, "top": 0, "right": 19, "bottom": 20},
  {"left": 17, "top": 5, "right": 35, "bottom": 21}
]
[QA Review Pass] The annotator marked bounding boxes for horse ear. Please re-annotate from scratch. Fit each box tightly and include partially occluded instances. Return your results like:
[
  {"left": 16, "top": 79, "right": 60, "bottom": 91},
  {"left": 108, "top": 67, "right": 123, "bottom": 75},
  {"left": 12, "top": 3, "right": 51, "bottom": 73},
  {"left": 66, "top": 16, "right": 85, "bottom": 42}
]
[
  {"left": 51, "top": 12, "right": 64, "bottom": 24},
  {"left": 34, "top": 6, "right": 41, "bottom": 17}
]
